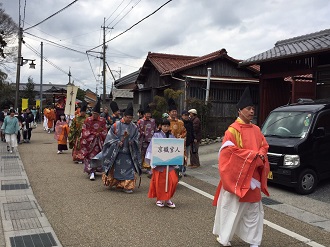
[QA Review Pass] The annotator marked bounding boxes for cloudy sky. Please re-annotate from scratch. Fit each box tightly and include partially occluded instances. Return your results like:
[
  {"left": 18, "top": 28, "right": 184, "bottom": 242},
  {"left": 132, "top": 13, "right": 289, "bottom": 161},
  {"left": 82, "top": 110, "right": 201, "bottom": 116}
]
[{"left": 1, "top": 0, "right": 330, "bottom": 94}]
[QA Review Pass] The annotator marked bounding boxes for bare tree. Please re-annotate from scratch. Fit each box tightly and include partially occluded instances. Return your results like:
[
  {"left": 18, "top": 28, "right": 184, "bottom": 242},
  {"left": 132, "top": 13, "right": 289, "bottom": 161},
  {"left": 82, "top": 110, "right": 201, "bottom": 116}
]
[{"left": 0, "top": 4, "right": 18, "bottom": 72}]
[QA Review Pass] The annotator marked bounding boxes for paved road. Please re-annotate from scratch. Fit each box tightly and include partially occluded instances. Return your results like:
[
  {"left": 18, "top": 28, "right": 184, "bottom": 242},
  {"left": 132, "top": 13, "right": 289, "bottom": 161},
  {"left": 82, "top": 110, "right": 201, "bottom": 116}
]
[{"left": 6, "top": 126, "right": 330, "bottom": 246}]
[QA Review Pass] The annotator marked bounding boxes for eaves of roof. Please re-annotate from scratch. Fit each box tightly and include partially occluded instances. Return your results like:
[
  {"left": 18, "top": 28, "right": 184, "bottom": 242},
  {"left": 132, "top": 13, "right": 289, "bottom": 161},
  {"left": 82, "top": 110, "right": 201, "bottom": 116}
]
[
  {"left": 240, "top": 28, "right": 330, "bottom": 66},
  {"left": 147, "top": 52, "right": 197, "bottom": 74},
  {"left": 183, "top": 74, "right": 259, "bottom": 84},
  {"left": 163, "top": 49, "right": 230, "bottom": 74}
]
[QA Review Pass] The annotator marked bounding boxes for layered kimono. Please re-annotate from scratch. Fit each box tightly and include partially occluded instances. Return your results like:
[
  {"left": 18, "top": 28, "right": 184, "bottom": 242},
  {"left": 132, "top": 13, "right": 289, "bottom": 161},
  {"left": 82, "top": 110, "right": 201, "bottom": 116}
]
[
  {"left": 68, "top": 114, "right": 87, "bottom": 162},
  {"left": 80, "top": 116, "right": 107, "bottom": 174},
  {"left": 54, "top": 120, "right": 69, "bottom": 151},
  {"left": 168, "top": 118, "right": 186, "bottom": 139},
  {"left": 145, "top": 131, "right": 179, "bottom": 201},
  {"left": 91, "top": 119, "right": 142, "bottom": 191},
  {"left": 213, "top": 118, "right": 270, "bottom": 246},
  {"left": 137, "top": 117, "right": 157, "bottom": 169}
]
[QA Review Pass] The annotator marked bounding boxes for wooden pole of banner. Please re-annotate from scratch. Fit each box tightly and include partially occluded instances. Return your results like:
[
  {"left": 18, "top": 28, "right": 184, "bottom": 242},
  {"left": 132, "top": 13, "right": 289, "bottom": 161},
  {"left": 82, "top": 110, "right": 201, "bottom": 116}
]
[{"left": 165, "top": 165, "right": 169, "bottom": 192}]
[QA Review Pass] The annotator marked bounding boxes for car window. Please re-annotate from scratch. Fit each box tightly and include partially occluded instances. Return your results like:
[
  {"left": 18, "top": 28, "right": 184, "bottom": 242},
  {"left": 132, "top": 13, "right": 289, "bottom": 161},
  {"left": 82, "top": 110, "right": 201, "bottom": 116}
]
[{"left": 314, "top": 110, "right": 330, "bottom": 135}]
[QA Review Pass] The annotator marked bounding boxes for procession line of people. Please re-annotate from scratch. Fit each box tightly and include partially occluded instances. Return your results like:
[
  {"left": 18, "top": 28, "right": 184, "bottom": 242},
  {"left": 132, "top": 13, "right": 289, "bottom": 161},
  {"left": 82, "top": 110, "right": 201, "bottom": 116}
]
[{"left": 31, "top": 87, "right": 269, "bottom": 246}]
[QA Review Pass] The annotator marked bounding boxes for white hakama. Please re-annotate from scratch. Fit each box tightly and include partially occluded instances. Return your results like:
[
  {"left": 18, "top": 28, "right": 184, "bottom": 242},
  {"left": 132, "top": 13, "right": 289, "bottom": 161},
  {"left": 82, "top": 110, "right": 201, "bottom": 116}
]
[{"left": 213, "top": 187, "right": 264, "bottom": 246}]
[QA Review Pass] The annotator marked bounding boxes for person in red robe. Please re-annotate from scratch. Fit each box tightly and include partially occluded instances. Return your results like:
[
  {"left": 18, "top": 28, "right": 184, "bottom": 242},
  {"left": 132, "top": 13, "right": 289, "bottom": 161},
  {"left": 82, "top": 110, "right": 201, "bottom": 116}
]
[
  {"left": 80, "top": 99, "right": 107, "bottom": 180},
  {"left": 145, "top": 118, "right": 178, "bottom": 208},
  {"left": 213, "top": 87, "right": 270, "bottom": 247}
]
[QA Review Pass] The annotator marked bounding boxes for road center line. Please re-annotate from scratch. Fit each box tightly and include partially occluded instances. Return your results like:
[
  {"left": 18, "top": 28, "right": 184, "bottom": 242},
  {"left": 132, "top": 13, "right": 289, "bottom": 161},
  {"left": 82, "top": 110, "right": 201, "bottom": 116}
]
[{"left": 179, "top": 181, "right": 326, "bottom": 247}]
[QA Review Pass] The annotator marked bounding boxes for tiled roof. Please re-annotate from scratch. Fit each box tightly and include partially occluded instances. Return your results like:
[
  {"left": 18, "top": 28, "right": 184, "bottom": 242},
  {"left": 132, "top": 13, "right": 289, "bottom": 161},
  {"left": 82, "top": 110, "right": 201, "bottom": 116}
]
[
  {"left": 147, "top": 52, "right": 197, "bottom": 74},
  {"left": 114, "top": 69, "right": 140, "bottom": 87},
  {"left": 240, "top": 29, "right": 330, "bottom": 66}
]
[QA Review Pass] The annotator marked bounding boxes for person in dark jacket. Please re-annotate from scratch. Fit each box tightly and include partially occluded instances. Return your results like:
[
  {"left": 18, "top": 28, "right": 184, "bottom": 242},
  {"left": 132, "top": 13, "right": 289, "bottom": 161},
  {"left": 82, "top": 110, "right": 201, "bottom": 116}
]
[
  {"left": 23, "top": 108, "right": 35, "bottom": 143},
  {"left": 180, "top": 110, "right": 194, "bottom": 176},
  {"left": 188, "top": 109, "right": 202, "bottom": 168}
]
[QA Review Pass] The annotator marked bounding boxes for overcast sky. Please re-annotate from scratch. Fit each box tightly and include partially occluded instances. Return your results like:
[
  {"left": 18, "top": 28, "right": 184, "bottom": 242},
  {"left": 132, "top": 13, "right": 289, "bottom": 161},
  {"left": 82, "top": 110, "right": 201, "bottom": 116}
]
[{"left": 1, "top": 0, "right": 330, "bottom": 94}]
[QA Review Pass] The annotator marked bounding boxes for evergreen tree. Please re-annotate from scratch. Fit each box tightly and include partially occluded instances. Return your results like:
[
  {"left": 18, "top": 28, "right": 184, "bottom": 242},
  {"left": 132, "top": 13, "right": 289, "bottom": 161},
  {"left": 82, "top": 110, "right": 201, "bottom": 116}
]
[{"left": 22, "top": 76, "right": 36, "bottom": 108}]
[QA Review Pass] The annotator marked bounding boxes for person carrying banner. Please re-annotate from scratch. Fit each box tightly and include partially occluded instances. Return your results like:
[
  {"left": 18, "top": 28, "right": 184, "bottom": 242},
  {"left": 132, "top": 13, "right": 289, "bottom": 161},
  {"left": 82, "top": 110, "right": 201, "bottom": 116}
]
[
  {"left": 144, "top": 118, "right": 178, "bottom": 208},
  {"left": 68, "top": 102, "right": 88, "bottom": 163},
  {"left": 212, "top": 87, "right": 270, "bottom": 247}
]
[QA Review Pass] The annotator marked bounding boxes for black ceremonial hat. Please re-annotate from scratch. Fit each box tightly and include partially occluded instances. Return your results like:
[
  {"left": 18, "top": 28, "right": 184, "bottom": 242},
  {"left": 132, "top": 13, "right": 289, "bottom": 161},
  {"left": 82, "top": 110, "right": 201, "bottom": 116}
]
[
  {"left": 236, "top": 87, "right": 254, "bottom": 110},
  {"left": 124, "top": 102, "right": 134, "bottom": 116},
  {"left": 110, "top": 101, "right": 119, "bottom": 113},
  {"left": 167, "top": 98, "right": 177, "bottom": 111},
  {"left": 80, "top": 101, "right": 88, "bottom": 112},
  {"left": 93, "top": 98, "right": 101, "bottom": 113},
  {"left": 144, "top": 103, "right": 151, "bottom": 114},
  {"left": 138, "top": 104, "right": 144, "bottom": 114}
]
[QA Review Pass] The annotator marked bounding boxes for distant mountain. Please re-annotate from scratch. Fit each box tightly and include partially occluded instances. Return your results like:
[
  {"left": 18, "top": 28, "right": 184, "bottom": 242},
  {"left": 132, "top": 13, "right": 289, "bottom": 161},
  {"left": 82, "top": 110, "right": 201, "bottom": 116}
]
[{"left": 152, "top": 155, "right": 183, "bottom": 166}]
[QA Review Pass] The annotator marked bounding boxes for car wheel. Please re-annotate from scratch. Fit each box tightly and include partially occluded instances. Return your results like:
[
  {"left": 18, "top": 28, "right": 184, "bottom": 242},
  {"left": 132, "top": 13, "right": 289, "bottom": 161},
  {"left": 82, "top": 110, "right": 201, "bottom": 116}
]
[{"left": 295, "top": 169, "right": 318, "bottom": 195}]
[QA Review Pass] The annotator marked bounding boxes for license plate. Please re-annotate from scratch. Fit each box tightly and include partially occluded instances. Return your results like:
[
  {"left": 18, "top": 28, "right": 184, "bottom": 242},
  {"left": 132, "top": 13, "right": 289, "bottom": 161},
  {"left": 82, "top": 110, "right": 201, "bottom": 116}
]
[{"left": 267, "top": 171, "right": 273, "bottom": 180}]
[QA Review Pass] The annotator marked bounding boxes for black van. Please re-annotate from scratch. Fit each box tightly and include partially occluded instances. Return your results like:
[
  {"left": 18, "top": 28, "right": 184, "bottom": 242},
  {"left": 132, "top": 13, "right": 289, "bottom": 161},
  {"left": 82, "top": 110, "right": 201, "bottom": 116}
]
[{"left": 261, "top": 99, "right": 330, "bottom": 194}]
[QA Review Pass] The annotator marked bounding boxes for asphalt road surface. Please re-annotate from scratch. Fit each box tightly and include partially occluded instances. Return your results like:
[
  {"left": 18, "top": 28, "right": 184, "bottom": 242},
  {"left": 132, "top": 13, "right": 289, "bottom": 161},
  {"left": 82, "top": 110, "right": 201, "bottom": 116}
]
[{"left": 18, "top": 127, "right": 330, "bottom": 247}]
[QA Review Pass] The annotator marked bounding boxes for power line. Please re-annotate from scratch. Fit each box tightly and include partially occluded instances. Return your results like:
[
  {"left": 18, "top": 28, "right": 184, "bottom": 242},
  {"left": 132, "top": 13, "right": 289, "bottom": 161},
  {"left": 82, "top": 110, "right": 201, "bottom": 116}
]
[
  {"left": 24, "top": 0, "right": 79, "bottom": 31},
  {"left": 105, "top": 0, "right": 125, "bottom": 23},
  {"left": 111, "top": 0, "right": 142, "bottom": 29},
  {"left": 88, "top": 0, "right": 173, "bottom": 51},
  {"left": 106, "top": 0, "right": 133, "bottom": 28},
  {"left": 25, "top": 32, "right": 99, "bottom": 58},
  {"left": 23, "top": 42, "right": 96, "bottom": 91}
]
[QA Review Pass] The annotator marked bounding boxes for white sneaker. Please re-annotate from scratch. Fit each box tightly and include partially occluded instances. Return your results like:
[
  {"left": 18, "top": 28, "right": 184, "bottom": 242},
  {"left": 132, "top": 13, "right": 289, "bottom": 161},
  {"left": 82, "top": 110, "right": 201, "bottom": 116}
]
[
  {"left": 90, "top": 173, "right": 95, "bottom": 180},
  {"left": 9, "top": 150, "right": 13, "bottom": 154},
  {"left": 57, "top": 151, "right": 61, "bottom": 154}
]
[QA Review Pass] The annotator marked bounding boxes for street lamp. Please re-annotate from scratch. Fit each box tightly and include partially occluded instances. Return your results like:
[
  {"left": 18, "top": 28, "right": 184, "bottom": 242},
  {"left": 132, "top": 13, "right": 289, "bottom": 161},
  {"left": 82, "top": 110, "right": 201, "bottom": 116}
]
[
  {"left": 20, "top": 57, "right": 36, "bottom": 69},
  {"left": 15, "top": 55, "right": 36, "bottom": 110}
]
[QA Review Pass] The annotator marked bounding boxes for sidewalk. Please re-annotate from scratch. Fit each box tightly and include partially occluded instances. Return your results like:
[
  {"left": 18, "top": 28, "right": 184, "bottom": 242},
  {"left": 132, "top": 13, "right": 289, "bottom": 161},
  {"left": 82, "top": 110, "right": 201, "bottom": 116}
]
[{"left": 0, "top": 140, "right": 61, "bottom": 246}]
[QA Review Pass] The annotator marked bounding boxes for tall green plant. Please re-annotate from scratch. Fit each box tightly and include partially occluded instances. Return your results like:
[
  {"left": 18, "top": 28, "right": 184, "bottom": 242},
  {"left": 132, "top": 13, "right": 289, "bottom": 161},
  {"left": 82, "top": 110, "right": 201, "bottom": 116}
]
[{"left": 151, "top": 88, "right": 183, "bottom": 120}]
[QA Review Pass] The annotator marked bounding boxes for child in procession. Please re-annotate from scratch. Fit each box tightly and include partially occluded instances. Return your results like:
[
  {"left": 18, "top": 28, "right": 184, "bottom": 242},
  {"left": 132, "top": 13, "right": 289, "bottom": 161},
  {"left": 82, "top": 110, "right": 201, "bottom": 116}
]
[
  {"left": 145, "top": 118, "right": 179, "bottom": 208},
  {"left": 54, "top": 113, "right": 69, "bottom": 154}
]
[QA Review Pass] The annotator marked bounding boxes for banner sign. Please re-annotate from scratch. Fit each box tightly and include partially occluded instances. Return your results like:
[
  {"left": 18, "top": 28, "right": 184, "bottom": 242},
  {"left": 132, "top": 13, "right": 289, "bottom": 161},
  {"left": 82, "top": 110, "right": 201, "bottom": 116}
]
[
  {"left": 22, "top": 98, "right": 28, "bottom": 110},
  {"left": 64, "top": 85, "right": 78, "bottom": 116},
  {"left": 151, "top": 138, "right": 184, "bottom": 166}
]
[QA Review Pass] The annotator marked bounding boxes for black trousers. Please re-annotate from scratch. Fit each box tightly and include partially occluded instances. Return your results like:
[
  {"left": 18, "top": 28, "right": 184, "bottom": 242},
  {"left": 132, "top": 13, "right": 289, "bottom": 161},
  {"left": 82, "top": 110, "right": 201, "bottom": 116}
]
[{"left": 23, "top": 128, "right": 32, "bottom": 140}]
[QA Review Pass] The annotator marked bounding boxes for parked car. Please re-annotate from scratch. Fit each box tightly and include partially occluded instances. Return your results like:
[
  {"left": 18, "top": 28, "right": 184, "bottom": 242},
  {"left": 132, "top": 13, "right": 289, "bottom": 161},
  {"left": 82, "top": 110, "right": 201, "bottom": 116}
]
[{"left": 261, "top": 99, "right": 330, "bottom": 194}]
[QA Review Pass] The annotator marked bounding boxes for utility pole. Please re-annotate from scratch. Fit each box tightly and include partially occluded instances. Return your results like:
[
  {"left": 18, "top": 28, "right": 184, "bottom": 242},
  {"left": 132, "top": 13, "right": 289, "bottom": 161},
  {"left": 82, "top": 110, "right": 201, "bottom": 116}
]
[
  {"left": 101, "top": 18, "right": 113, "bottom": 105},
  {"left": 68, "top": 69, "right": 72, "bottom": 85},
  {"left": 102, "top": 17, "right": 106, "bottom": 105},
  {"left": 40, "top": 42, "right": 43, "bottom": 120},
  {"left": 15, "top": 27, "right": 23, "bottom": 110}
]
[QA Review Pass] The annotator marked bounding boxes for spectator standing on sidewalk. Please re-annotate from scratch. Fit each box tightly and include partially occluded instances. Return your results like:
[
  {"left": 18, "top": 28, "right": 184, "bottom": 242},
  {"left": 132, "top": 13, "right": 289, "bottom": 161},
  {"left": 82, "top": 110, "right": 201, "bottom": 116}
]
[
  {"left": 188, "top": 109, "right": 201, "bottom": 168},
  {"left": 80, "top": 99, "right": 107, "bottom": 180},
  {"left": 180, "top": 110, "right": 194, "bottom": 177},
  {"left": 1, "top": 109, "right": 19, "bottom": 153},
  {"left": 31, "top": 106, "right": 37, "bottom": 122},
  {"left": 68, "top": 102, "right": 88, "bottom": 163},
  {"left": 54, "top": 113, "right": 70, "bottom": 154},
  {"left": 22, "top": 108, "right": 34, "bottom": 143},
  {"left": 0, "top": 106, "right": 9, "bottom": 142},
  {"left": 92, "top": 102, "right": 142, "bottom": 193},
  {"left": 212, "top": 87, "right": 270, "bottom": 247}
]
